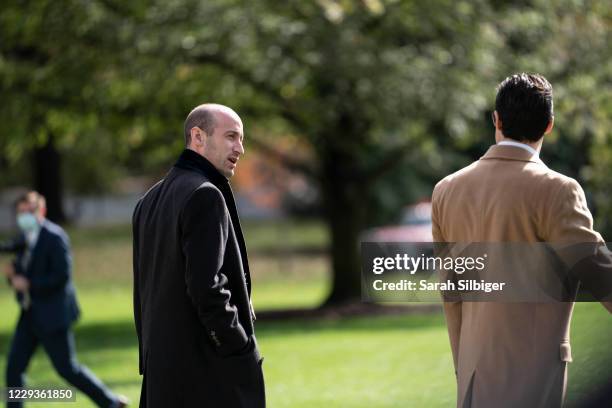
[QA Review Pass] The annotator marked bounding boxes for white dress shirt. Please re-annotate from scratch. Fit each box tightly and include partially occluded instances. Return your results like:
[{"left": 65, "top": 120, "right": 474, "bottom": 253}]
[
  {"left": 497, "top": 140, "right": 539, "bottom": 157},
  {"left": 21, "top": 226, "right": 41, "bottom": 271}
]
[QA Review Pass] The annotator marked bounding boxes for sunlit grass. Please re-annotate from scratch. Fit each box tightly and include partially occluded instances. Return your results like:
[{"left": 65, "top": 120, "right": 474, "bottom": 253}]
[{"left": 0, "top": 222, "right": 611, "bottom": 407}]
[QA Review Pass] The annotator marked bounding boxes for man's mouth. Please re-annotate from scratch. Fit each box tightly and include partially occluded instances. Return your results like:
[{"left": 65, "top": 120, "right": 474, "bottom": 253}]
[{"left": 228, "top": 157, "right": 238, "bottom": 166}]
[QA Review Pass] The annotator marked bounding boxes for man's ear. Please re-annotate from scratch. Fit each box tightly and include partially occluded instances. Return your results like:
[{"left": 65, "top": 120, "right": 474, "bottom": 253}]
[
  {"left": 492, "top": 111, "right": 502, "bottom": 130},
  {"left": 190, "top": 127, "right": 206, "bottom": 147},
  {"left": 544, "top": 116, "right": 554, "bottom": 135}
]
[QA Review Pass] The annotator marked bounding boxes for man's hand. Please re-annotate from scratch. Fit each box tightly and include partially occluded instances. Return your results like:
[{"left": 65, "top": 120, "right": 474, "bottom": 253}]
[
  {"left": 3, "top": 263, "right": 15, "bottom": 279},
  {"left": 11, "top": 275, "right": 29, "bottom": 292}
]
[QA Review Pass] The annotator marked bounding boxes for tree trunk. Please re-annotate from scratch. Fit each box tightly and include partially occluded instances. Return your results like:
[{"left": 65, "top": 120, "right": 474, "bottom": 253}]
[
  {"left": 320, "top": 150, "right": 367, "bottom": 306},
  {"left": 33, "top": 132, "right": 67, "bottom": 223}
]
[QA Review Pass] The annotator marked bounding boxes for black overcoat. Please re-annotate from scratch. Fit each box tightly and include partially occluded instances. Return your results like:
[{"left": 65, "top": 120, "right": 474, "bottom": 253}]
[{"left": 132, "top": 149, "right": 264, "bottom": 407}]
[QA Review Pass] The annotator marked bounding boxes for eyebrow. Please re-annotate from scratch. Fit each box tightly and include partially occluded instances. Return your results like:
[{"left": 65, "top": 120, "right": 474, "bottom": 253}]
[{"left": 225, "top": 130, "right": 244, "bottom": 140}]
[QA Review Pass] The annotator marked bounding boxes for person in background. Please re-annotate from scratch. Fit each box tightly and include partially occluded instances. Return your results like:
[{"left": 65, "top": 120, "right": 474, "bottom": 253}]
[{"left": 1, "top": 191, "right": 128, "bottom": 408}]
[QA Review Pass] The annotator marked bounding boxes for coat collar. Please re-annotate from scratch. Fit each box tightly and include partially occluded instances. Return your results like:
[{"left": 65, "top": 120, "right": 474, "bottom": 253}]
[
  {"left": 174, "top": 149, "right": 228, "bottom": 187},
  {"left": 480, "top": 144, "right": 544, "bottom": 165},
  {"left": 21, "top": 220, "right": 51, "bottom": 249}
]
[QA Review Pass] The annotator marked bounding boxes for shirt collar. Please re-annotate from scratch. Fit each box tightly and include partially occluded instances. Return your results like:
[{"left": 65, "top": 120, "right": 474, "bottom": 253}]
[
  {"left": 25, "top": 227, "right": 41, "bottom": 248},
  {"left": 480, "top": 144, "right": 544, "bottom": 165},
  {"left": 497, "top": 140, "right": 539, "bottom": 157}
]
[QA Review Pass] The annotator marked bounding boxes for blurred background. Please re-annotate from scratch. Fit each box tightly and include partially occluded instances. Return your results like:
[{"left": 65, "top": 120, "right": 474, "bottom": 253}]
[{"left": 0, "top": 0, "right": 611, "bottom": 406}]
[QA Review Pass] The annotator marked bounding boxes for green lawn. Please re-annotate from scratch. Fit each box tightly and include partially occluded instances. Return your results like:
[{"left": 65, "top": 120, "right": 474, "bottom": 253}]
[{"left": 0, "top": 221, "right": 611, "bottom": 407}]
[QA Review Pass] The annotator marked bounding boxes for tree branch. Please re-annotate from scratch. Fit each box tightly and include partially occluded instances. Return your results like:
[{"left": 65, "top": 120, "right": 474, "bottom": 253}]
[
  {"left": 189, "top": 51, "right": 309, "bottom": 131},
  {"left": 364, "top": 139, "right": 420, "bottom": 183}
]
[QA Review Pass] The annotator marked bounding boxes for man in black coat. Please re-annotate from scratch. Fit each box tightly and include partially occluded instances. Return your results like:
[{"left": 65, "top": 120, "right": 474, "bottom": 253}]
[
  {"left": 132, "top": 104, "right": 265, "bottom": 407},
  {"left": 2, "top": 191, "right": 127, "bottom": 408}
]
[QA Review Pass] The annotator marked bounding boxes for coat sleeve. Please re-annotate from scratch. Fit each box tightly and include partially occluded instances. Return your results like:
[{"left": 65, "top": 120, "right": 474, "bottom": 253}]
[
  {"left": 0, "top": 235, "right": 25, "bottom": 254},
  {"left": 547, "top": 179, "right": 612, "bottom": 312},
  {"left": 547, "top": 179, "right": 603, "bottom": 244},
  {"left": 180, "top": 185, "right": 250, "bottom": 357},
  {"left": 432, "top": 183, "right": 462, "bottom": 376},
  {"left": 132, "top": 202, "right": 144, "bottom": 375},
  {"left": 28, "top": 232, "right": 71, "bottom": 296}
]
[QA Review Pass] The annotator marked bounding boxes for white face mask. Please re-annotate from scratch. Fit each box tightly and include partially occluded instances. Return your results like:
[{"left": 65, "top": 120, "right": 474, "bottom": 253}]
[{"left": 17, "top": 212, "right": 40, "bottom": 234}]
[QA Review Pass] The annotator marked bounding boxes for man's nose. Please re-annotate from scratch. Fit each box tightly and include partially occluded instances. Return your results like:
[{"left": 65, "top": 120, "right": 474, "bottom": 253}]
[{"left": 235, "top": 140, "right": 245, "bottom": 155}]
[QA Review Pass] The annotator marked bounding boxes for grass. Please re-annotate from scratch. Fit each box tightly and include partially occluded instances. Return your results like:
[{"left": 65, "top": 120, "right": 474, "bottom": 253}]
[{"left": 0, "top": 221, "right": 611, "bottom": 407}]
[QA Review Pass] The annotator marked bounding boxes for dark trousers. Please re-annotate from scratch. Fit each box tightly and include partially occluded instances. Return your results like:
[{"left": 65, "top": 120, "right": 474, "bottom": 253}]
[{"left": 5, "top": 314, "right": 117, "bottom": 408}]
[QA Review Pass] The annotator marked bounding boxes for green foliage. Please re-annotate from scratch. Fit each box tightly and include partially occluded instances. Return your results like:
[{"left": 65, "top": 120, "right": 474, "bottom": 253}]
[
  {"left": 2, "top": 0, "right": 612, "bottom": 297},
  {"left": 2, "top": 0, "right": 610, "bottom": 197}
]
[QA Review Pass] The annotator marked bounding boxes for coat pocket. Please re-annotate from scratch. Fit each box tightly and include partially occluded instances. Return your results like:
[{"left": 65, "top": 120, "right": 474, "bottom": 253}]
[{"left": 216, "top": 335, "right": 263, "bottom": 385}]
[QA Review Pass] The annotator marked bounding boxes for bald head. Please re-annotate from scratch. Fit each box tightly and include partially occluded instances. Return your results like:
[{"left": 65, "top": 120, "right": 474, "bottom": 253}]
[
  {"left": 184, "top": 103, "right": 245, "bottom": 178},
  {"left": 184, "top": 104, "right": 241, "bottom": 147}
]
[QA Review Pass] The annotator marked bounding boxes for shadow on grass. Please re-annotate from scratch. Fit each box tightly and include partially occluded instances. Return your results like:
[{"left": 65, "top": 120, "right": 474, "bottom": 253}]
[
  {"left": 0, "top": 311, "right": 446, "bottom": 355},
  {"left": 256, "top": 310, "right": 446, "bottom": 339},
  {"left": 0, "top": 320, "right": 138, "bottom": 354}
]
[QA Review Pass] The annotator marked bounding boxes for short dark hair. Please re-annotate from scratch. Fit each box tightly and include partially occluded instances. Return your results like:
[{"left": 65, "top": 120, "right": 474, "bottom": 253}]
[
  {"left": 495, "top": 73, "right": 553, "bottom": 142},
  {"left": 14, "top": 191, "right": 46, "bottom": 211},
  {"left": 183, "top": 104, "right": 217, "bottom": 146}
]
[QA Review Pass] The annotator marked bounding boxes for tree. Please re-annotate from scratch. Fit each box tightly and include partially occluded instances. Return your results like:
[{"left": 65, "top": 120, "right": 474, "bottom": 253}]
[
  {"left": 121, "top": 0, "right": 500, "bottom": 304},
  {"left": 2, "top": 0, "right": 610, "bottom": 306},
  {"left": 0, "top": 0, "right": 144, "bottom": 221},
  {"left": 140, "top": 0, "right": 612, "bottom": 304}
]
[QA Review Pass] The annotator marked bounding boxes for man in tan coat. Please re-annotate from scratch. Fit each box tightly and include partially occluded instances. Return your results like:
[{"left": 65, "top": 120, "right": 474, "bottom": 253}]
[{"left": 432, "top": 73, "right": 612, "bottom": 407}]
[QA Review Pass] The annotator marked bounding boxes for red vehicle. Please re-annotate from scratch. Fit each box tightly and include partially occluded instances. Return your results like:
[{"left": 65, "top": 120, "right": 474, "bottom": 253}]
[{"left": 361, "top": 201, "right": 433, "bottom": 242}]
